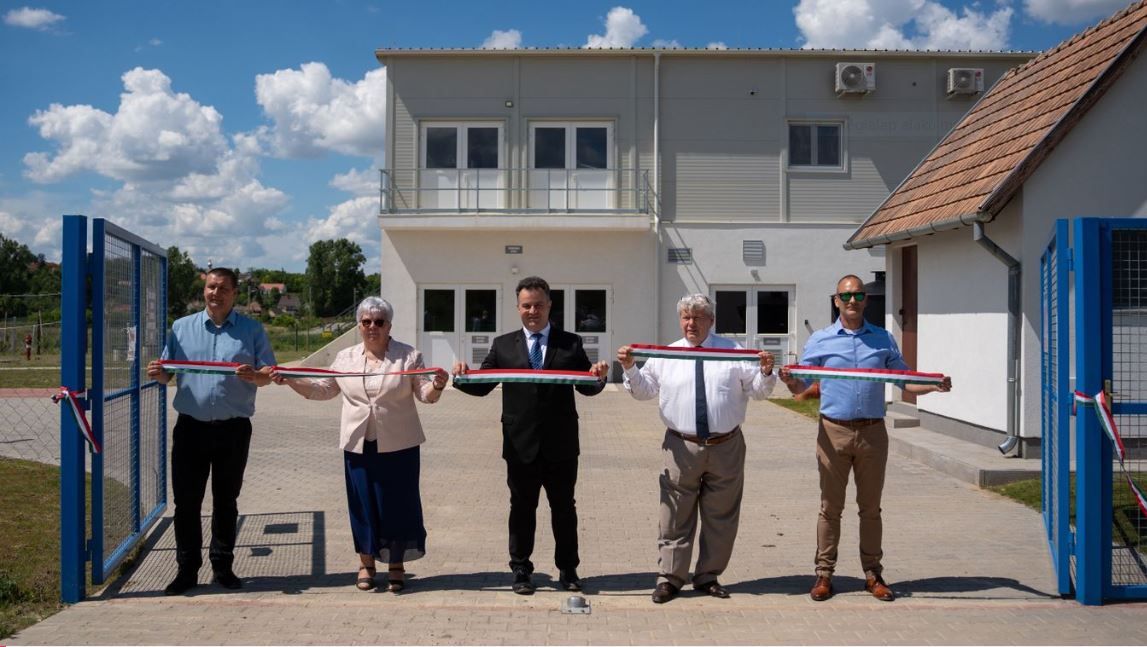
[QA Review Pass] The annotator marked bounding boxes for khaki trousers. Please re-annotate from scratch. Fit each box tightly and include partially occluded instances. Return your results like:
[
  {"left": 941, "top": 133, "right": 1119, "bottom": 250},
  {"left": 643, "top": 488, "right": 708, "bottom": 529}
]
[
  {"left": 815, "top": 417, "right": 888, "bottom": 578},
  {"left": 657, "top": 428, "right": 746, "bottom": 588}
]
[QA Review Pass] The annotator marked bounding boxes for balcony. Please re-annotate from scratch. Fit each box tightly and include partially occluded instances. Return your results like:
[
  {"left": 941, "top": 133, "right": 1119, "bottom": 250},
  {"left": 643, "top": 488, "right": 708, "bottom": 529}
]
[{"left": 379, "top": 168, "right": 653, "bottom": 231}]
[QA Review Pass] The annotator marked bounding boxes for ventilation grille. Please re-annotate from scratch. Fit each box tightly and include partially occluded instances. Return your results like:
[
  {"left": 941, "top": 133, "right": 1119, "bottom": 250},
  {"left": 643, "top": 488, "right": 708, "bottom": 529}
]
[
  {"left": 667, "top": 248, "right": 693, "bottom": 264},
  {"left": 743, "top": 240, "right": 765, "bottom": 266}
]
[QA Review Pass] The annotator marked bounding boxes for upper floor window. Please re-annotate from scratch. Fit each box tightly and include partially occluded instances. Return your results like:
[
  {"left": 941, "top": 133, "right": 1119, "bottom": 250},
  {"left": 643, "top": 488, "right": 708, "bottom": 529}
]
[
  {"left": 419, "top": 122, "right": 504, "bottom": 209},
  {"left": 788, "top": 122, "right": 843, "bottom": 169},
  {"left": 529, "top": 122, "right": 614, "bottom": 210}
]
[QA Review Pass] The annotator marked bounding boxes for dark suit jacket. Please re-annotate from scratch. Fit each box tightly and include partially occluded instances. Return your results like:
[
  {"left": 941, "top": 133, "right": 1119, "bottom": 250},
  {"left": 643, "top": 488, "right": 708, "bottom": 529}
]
[{"left": 454, "top": 328, "right": 604, "bottom": 462}]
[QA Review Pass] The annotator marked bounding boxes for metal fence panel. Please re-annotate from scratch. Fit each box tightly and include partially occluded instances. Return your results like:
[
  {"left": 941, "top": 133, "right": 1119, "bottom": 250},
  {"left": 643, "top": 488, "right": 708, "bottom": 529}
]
[{"left": 1041, "top": 218, "right": 1073, "bottom": 596}]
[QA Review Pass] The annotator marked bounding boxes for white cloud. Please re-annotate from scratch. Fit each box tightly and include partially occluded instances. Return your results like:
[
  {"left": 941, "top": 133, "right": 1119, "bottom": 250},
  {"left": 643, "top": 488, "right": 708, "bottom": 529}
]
[
  {"left": 24, "top": 67, "right": 228, "bottom": 183},
  {"left": 651, "top": 38, "right": 683, "bottom": 48},
  {"left": 0, "top": 211, "right": 28, "bottom": 239},
  {"left": 4, "top": 6, "right": 64, "bottom": 30},
  {"left": 304, "top": 196, "right": 379, "bottom": 246},
  {"left": 795, "top": 0, "right": 1013, "bottom": 50},
  {"left": 585, "top": 6, "right": 649, "bottom": 48},
  {"left": 707, "top": 41, "right": 729, "bottom": 50},
  {"left": 1024, "top": 0, "right": 1128, "bottom": 25},
  {"left": 254, "top": 62, "right": 387, "bottom": 159},
  {"left": 481, "top": 28, "right": 522, "bottom": 49},
  {"left": 330, "top": 167, "right": 378, "bottom": 196}
]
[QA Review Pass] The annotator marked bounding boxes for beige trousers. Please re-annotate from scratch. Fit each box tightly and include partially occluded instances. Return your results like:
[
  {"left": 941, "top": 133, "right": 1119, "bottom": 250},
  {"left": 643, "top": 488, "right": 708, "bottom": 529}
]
[
  {"left": 815, "top": 417, "right": 888, "bottom": 579},
  {"left": 657, "top": 428, "right": 746, "bottom": 588}
]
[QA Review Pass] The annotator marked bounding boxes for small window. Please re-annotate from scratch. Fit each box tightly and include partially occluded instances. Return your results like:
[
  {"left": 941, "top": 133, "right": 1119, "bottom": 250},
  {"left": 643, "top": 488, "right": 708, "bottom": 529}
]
[
  {"left": 789, "top": 122, "right": 842, "bottom": 169},
  {"left": 423, "top": 289, "right": 454, "bottom": 332},
  {"left": 426, "top": 128, "right": 458, "bottom": 169},
  {"left": 756, "top": 291, "right": 789, "bottom": 334},
  {"left": 715, "top": 290, "right": 747, "bottom": 335},
  {"left": 465, "top": 289, "right": 496, "bottom": 332},
  {"left": 534, "top": 128, "right": 566, "bottom": 169}
]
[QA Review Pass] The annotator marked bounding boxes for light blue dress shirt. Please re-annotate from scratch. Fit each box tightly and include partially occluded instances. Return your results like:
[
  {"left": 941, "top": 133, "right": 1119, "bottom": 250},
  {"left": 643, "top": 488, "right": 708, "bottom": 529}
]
[
  {"left": 161, "top": 309, "right": 276, "bottom": 421},
  {"left": 798, "top": 319, "right": 909, "bottom": 421}
]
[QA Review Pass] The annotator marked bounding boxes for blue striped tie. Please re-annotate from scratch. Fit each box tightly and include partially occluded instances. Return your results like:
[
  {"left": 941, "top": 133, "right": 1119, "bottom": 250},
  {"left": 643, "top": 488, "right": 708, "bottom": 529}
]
[{"left": 529, "top": 332, "right": 543, "bottom": 370}]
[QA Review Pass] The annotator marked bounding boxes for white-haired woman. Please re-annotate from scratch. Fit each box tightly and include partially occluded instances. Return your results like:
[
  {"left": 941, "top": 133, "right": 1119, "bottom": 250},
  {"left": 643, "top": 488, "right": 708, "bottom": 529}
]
[{"left": 270, "top": 296, "right": 447, "bottom": 592}]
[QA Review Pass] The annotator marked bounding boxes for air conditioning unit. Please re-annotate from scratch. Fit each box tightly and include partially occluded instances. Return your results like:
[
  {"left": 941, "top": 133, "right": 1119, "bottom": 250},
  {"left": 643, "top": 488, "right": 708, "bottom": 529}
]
[
  {"left": 835, "top": 62, "right": 875, "bottom": 95},
  {"left": 946, "top": 67, "right": 984, "bottom": 95}
]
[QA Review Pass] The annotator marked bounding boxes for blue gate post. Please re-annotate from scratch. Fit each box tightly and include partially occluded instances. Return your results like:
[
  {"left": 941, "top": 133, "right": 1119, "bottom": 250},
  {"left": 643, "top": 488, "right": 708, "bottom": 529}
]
[
  {"left": 60, "top": 215, "right": 88, "bottom": 603},
  {"left": 1074, "top": 217, "right": 1114, "bottom": 605},
  {"left": 89, "top": 219, "right": 107, "bottom": 584}
]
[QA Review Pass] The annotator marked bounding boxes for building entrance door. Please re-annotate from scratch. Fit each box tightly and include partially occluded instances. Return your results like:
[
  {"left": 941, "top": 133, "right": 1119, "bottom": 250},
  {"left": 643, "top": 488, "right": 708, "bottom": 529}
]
[
  {"left": 547, "top": 285, "right": 611, "bottom": 365},
  {"left": 711, "top": 286, "right": 796, "bottom": 363},
  {"left": 419, "top": 286, "right": 501, "bottom": 369}
]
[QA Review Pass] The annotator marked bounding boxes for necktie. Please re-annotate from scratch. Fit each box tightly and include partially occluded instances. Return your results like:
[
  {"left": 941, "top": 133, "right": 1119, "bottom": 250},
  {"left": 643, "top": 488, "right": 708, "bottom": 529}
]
[
  {"left": 529, "top": 332, "right": 543, "bottom": 370},
  {"left": 695, "top": 356, "right": 710, "bottom": 440}
]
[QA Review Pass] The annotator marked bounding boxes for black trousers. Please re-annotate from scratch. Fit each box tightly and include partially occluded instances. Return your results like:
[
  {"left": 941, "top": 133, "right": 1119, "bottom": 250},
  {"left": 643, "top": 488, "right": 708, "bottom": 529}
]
[
  {"left": 171, "top": 414, "right": 252, "bottom": 572},
  {"left": 506, "top": 455, "right": 579, "bottom": 573}
]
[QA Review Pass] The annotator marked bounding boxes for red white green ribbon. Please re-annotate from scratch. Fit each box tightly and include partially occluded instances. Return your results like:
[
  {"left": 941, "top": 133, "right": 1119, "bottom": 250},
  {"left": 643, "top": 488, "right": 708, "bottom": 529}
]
[
  {"left": 1073, "top": 390, "right": 1146, "bottom": 517},
  {"left": 629, "top": 344, "right": 761, "bottom": 361},
  {"left": 159, "top": 359, "right": 243, "bottom": 375},
  {"left": 454, "top": 369, "right": 601, "bottom": 386},
  {"left": 52, "top": 387, "right": 101, "bottom": 454},
  {"left": 1073, "top": 390, "right": 1125, "bottom": 462},
  {"left": 784, "top": 364, "right": 946, "bottom": 386},
  {"left": 271, "top": 366, "right": 441, "bottom": 379}
]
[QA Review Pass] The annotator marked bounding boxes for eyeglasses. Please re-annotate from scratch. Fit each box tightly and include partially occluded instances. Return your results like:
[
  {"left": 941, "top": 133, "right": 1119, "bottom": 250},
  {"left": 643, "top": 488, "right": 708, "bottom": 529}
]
[
  {"left": 360, "top": 318, "right": 389, "bottom": 327},
  {"left": 835, "top": 291, "right": 866, "bottom": 303}
]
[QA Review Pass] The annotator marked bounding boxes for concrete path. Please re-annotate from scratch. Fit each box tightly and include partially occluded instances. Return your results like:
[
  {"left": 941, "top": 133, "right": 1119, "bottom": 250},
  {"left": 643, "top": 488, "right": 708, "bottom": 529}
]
[{"left": 10, "top": 385, "right": 1147, "bottom": 645}]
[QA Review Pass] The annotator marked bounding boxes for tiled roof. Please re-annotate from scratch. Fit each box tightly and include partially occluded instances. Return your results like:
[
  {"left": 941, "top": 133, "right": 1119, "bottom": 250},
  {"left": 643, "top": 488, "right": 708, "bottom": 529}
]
[{"left": 846, "top": 1, "right": 1147, "bottom": 249}]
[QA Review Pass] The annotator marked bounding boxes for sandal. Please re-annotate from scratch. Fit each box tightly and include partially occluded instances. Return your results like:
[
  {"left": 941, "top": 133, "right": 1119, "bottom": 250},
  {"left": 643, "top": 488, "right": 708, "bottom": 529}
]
[
  {"left": 356, "top": 565, "right": 376, "bottom": 591},
  {"left": 388, "top": 565, "right": 405, "bottom": 593}
]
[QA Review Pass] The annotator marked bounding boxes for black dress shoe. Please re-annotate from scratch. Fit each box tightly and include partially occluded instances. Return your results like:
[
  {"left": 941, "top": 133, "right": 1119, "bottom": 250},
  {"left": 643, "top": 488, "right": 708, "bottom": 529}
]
[
  {"left": 511, "top": 569, "right": 535, "bottom": 595},
  {"left": 558, "top": 569, "right": 582, "bottom": 592},
  {"left": 164, "top": 569, "right": 199, "bottom": 596},
  {"left": 213, "top": 569, "right": 242, "bottom": 590},
  {"left": 694, "top": 580, "right": 730, "bottom": 598},
  {"left": 651, "top": 581, "right": 679, "bottom": 604}
]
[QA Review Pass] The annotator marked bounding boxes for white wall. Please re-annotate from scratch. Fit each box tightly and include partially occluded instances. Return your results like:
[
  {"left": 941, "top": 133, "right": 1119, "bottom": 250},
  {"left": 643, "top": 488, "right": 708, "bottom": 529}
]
[{"left": 658, "top": 223, "right": 885, "bottom": 349}]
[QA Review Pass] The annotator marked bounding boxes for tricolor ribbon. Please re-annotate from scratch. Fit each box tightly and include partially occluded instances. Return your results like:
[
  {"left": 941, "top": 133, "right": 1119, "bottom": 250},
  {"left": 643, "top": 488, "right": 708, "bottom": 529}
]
[
  {"left": 784, "top": 364, "right": 947, "bottom": 386},
  {"left": 454, "top": 369, "right": 601, "bottom": 386},
  {"left": 629, "top": 344, "right": 761, "bottom": 362},
  {"left": 1073, "top": 390, "right": 1146, "bottom": 517},
  {"left": 52, "top": 387, "right": 101, "bottom": 454},
  {"left": 159, "top": 359, "right": 242, "bottom": 375},
  {"left": 271, "top": 366, "right": 441, "bottom": 379}
]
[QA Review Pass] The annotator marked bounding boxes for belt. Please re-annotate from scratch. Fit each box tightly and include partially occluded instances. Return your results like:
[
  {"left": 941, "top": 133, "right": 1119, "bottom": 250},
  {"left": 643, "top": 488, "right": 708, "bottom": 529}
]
[
  {"left": 820, "top": 414, "right": 884, "bottom": 427},
  {"left": 667, "top": 426, "right": 740, "bottom": 447},
  {"left": 179, "top": 413, "right": 245, "bottom": 427}
]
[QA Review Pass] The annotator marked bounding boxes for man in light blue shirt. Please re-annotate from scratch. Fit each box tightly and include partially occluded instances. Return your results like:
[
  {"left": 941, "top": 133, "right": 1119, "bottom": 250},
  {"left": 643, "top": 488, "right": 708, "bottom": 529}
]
[
  {"left": 780, "top": 274, "right": 950, "bottom": 603},
  {"left": 147, "top": 267, "right": 275, "bottom": 595}
]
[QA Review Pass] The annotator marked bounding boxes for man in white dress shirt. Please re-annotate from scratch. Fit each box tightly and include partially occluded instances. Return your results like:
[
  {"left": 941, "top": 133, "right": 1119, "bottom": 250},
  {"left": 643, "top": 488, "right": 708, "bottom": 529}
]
[{"left": 617, "top": 294, "right": 776, "bottom": 604}]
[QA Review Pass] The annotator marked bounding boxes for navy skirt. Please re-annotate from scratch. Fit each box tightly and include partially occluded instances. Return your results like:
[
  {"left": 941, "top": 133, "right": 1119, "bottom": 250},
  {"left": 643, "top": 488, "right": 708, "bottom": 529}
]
[{"left": 343, "top": 441, "right": 426, "bottom": 562}]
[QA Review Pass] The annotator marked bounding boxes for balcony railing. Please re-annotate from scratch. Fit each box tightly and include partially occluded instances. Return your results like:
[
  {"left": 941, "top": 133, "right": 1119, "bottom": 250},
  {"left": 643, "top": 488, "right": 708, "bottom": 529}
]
[{"left": 380, "top": 168, "right": 651, "bottom": 215}]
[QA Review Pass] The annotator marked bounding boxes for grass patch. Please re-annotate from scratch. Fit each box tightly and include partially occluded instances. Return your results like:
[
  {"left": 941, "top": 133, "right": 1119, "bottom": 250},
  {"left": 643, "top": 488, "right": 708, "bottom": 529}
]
[
  {"left": 991, "top": 473, "right": 1147, "bottom": 553},
  {"left": 0, "top": 457, "right": 72, "bottom": 639},
  {"left": 768, "top": 397, "right": 820, "bottom": 420}
]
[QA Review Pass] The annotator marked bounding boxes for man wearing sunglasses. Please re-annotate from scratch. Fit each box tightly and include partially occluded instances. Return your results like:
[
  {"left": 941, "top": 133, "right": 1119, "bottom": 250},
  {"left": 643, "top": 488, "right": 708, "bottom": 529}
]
[{"left": 779, "top": 274, "right": 951, "bottom": 603}]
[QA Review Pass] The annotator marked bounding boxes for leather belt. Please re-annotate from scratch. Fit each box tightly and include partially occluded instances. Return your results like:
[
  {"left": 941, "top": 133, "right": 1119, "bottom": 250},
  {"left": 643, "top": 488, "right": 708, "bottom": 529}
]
[
  {"left": 179, "top": 413, "right": 244, "bottom": 427},
  {"left": 820, "top": 414, "right": 884, "bottom": 428},
  {"left": 667, "top": 426, "right": 740, "bottom": 447}
]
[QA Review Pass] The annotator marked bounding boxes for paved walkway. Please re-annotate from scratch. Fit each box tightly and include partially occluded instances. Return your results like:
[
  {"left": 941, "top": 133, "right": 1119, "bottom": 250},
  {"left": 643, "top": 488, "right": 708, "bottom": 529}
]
[{"left": 10, "top": 386, "right": 1147, "bottom": 645}]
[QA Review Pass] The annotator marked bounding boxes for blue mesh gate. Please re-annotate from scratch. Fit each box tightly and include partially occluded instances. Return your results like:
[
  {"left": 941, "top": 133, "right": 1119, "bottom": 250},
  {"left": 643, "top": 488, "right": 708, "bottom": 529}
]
[
  {"left": 60, "top": 215, "right": 168, "bottom": 603},
  {"left": 1042, "top": 217, "right": 1147, "bottom": 605}
]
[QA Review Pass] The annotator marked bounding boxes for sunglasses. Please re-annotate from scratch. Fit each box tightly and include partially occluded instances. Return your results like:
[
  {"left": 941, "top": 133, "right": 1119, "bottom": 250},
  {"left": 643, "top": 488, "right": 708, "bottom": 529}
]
[
  {"left": 835, "top": 291, "right": 866, "bottom": 303},
  {"left": 360, "top": 318, "right": 389, "bottom": 328}
]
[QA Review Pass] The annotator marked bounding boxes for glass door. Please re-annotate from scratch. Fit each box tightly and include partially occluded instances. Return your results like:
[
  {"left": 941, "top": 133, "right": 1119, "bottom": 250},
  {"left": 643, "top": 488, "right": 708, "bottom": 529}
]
[
  {"left": 528, "top": 123, "right": 613, "bottom": 210},
  {"left": 419, "top": 286, "right": 500, "bottom": 369},
  {"left": 420, "top": 123, "right": 504, "bottom": 210},
  {"left": 712, "top": 287, "right": 795, "bottom": 362},
  {"left": 548, "top": 285, "right": 610, "bottom": 366}
]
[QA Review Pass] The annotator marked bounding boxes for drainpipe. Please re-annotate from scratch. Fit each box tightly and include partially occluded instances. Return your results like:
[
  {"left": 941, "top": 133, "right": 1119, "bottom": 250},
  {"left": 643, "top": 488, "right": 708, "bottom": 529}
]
[
  {"left": 972, "top": 222, "right": 1022, "bottom": 457},
  {"left": 652, "top": 51, "right": 661, "bottom": 345}
]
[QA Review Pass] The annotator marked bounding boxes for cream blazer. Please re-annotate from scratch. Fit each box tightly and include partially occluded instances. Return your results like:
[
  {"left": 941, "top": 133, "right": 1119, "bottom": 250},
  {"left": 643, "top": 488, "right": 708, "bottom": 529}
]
[{"left": 302, "top": 340, "right": 437, "bottom": 454}]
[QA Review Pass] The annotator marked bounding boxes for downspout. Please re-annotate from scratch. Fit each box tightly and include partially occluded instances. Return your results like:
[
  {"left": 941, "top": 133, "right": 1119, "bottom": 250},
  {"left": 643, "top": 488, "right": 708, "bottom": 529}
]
[
  {"left": 972, "top": 221, "right": 1022, "bottom": 457},
  {"left": 652, "top": 51, "right": 661, "bottom": 345}
]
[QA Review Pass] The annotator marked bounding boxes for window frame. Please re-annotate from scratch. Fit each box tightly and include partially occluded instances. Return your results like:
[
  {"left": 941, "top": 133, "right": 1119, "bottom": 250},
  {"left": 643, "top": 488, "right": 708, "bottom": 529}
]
[
  {"left": 528, "top": 121, "right": 615, "bottom": 171},
  {"left": 786, "top": 119, "right": 847, "bottom": 173},
  {"left": 418, "top": 121, "right": 506, "bottom": 171}
]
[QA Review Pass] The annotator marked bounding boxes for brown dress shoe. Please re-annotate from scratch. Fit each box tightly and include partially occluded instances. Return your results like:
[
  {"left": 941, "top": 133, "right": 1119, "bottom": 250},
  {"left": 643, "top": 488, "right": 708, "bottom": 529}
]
[
  {"left": 651, "top": 581, "right": 679, "bottom": 604},
  {"left": 809, "top": 575, "right": 833, "bottom": 601},
  {"left": 865, "top": 575, "right": 895, "bottom": 601}
]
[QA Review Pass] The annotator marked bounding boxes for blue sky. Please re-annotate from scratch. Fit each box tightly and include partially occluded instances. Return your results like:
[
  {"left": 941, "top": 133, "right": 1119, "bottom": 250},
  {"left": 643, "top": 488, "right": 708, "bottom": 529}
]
[{"left": 0, "top": 0, "right": 1131, "bottom": 272}]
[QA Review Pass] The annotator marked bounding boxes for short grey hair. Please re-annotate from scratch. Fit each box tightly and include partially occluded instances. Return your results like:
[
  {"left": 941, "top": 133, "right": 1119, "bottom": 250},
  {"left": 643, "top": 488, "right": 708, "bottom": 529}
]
[
  {"left": 676, "top": 293, "right": 714, "bottom": 319},
  {"left": 356, "top": 296, "right": 393, "bottom": 322}
]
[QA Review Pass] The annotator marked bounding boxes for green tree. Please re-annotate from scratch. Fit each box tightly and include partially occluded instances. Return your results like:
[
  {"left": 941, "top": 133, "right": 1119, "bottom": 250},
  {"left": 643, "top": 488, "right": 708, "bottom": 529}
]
[
  {"left": 0, "top": 234, "right": 51, "bottom": 318},
  {"left": 166, "top": 246, "right": 202, "bottom": 319},
  {"left": 305, "top": 239, "right": 366, "bottom": 316}
]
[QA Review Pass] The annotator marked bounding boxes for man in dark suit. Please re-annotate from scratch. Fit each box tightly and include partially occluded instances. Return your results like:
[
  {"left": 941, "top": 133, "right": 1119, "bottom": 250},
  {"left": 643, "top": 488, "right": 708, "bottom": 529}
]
[{"left": 453, "top": 276, "right": 608, "bottom": 594}]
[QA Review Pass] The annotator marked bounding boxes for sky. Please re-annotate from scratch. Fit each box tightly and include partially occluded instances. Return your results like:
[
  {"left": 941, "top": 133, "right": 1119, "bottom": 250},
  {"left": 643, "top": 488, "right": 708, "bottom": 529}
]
[{"left": 0, "top": 0, "right": 1134, "bottom": 273}]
